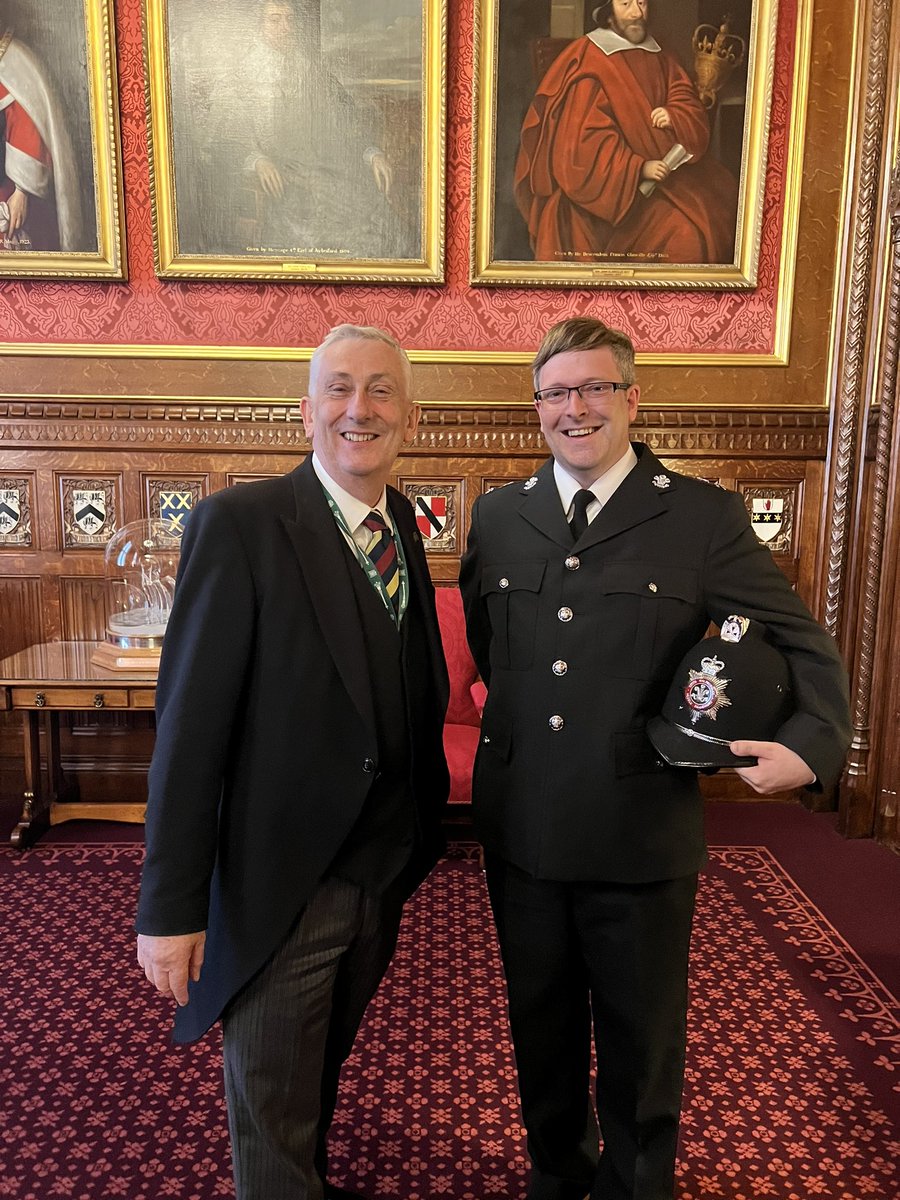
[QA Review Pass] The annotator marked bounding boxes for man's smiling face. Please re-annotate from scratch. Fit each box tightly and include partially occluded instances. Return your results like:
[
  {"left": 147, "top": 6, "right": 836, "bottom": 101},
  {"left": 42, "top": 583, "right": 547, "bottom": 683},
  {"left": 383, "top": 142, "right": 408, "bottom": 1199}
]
[
  {"left": 301, "top": 338, "right": 419, "bottom": 505},
  {"left": 534, "top": 346, "right": 639, "bottom": 487}
]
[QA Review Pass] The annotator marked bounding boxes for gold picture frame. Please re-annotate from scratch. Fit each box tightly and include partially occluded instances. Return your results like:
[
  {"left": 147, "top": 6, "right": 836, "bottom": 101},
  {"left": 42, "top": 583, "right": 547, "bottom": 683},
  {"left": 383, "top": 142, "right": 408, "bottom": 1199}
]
[
  {"left": 0, "top": 0, "right": 125, "bottom": 279},
  {"left": 143, "top": 0, "right": 447, "bottom": 283},
  {"left": 471, "top": 0, "right": 781, "bottom": 288}
]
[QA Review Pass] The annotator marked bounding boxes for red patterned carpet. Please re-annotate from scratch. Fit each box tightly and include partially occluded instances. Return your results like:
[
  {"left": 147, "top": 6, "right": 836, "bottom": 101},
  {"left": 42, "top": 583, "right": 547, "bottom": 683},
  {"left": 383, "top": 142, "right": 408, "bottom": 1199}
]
[{"left": 0, "top": 843, "right": 897, "bottom": 1200}]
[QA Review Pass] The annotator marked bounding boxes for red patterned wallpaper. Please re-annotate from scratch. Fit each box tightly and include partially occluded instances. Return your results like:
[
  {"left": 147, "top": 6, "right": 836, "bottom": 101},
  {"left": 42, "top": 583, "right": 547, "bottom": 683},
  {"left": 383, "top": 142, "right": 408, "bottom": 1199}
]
[{"left": 0, "top": 0, "right": 794, "bottom": 355}]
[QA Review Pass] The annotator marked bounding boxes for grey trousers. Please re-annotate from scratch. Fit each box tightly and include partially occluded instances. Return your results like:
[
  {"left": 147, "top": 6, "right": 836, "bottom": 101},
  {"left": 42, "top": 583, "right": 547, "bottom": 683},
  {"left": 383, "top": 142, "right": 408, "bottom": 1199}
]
[{"left": 222, "top": 875, "right": 405, "bottom": 1200}]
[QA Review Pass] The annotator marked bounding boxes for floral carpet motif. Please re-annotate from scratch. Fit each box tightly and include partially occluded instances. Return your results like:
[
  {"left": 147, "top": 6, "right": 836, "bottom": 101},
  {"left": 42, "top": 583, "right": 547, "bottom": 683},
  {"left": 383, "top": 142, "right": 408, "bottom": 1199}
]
[{"left": 0, "top": 844, "right": 896, "bottom": 1200}]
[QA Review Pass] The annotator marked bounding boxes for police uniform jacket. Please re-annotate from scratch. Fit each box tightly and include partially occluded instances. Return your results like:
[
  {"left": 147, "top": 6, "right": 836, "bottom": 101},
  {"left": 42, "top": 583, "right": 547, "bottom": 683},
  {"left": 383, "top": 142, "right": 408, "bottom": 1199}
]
[
  {"left": 459, "top": 444, "right": 851, "bottom": 884},
  {"left": 136, "top": 457, "right": 450, "bottom": 1042}
]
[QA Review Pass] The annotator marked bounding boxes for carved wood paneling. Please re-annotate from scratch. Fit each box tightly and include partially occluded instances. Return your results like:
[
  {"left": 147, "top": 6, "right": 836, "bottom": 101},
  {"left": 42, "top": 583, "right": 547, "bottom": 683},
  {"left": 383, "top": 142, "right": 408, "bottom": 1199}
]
[
  {"left": 0, "top": 407, "right": 831, "bottom": 808},
  {"left": 0, "top": 576, "right": 42, "bottom": 660},
  {"left": 820, "top": 0, "right": 895, "bottom": 645},
  {"left": 59, "top": 577, "right": 109, "bottom": 642}
]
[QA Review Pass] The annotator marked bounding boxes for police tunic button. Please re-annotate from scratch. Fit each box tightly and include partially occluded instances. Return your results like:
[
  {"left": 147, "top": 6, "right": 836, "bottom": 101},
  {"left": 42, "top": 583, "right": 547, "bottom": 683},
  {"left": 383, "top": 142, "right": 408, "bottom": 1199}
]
[
  {"left": 648, "top": 582, "right": 658, "bottom": 593},
  {"left": 552, "top": 660, "right": 568, "bottom": 676},
  {"left": 558, "top": 606, "right": 573, "bottom": 622},
  {"left": 565, "top": 555, "right": 580, "bottom": 571},
  {"left": 482, "top": 734, "right": 491, "bottom": 745},
  {"left": 549, "top": 715, "right": 564, "bottom": 731},
  {"left": 363, "top": 758, "right": 376, "bottom": 773},
  {"left": 499, "top": 577, "right": 509, "bottom": 588}
]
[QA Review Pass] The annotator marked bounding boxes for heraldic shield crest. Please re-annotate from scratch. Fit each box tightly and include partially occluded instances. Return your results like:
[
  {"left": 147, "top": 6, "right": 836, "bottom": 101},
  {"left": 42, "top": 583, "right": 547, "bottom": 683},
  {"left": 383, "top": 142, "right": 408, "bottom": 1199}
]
[
  {"left": 73, "top": 488, "right": 108, "bottom": 536},
  {"left": 415, "top": 495, "right": 447, "bottom": 540},
  {"left": 648, "top": 616, "right": 794, "bottom": 769},
  {"left": 0, "top": 487, "right": 21, "bottom": 536},
  {"left": 750, "top": 497, "right": 784, "bottom": 543}
]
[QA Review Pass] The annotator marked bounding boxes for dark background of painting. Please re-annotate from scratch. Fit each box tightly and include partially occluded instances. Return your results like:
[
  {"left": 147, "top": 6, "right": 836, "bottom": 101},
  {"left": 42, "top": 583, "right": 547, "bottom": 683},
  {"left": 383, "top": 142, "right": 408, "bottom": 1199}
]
[
  {"left": 0, "top": 0, "right": 99, "bottom": 252},
  {"left": 492, "top": 0, "right": 753, "bottom": 261},
  {"left": 165, "top": 0, "right": 424, "bottom": 261}
]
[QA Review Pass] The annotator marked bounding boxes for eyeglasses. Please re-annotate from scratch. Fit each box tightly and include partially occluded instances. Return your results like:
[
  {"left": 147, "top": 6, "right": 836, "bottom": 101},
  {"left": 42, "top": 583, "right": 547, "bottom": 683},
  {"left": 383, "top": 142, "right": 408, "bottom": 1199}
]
[{"left": 533, "top": 381, "right": 630, "bottom": 406}]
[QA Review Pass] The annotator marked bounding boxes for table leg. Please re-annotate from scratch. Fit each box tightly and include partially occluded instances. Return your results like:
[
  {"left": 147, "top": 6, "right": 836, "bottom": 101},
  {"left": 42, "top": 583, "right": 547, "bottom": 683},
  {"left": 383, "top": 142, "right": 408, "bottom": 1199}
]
[
  {"left": 10, "top": 710, "right": 49, "bottom": 849},
  {"left": 46, "top": 710, "right": 78, "bottom": 805}
]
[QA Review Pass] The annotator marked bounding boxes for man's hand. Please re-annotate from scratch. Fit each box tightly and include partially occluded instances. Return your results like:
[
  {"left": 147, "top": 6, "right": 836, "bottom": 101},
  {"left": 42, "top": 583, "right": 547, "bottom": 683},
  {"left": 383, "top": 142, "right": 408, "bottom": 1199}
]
[
  {"left": 254, "top": 157, "right": 285, "bottom": 199},
  {"left": 640, "top": 159, "right": 671, "bottom": 184},
  {"left": 137, "top": 931, "right": 206, "bottom": 1006},
  {"left": 650, "top": 107, "right": 673, "bottom": 129},
  {"left": 370, "top": 152, "right": 392, "bottom": 197},
  {"left": 730, "top": 741, "right": 815, "bottom": 794},
  {"left": 7, "top": 187, "right": 28, "bottom": 235}
]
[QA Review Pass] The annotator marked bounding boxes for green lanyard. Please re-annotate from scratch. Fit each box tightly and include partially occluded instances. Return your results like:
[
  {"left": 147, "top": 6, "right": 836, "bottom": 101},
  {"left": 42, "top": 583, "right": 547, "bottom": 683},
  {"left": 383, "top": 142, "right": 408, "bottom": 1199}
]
[{"left": 323, "top": 489, "right": 409, "bottom": 627}]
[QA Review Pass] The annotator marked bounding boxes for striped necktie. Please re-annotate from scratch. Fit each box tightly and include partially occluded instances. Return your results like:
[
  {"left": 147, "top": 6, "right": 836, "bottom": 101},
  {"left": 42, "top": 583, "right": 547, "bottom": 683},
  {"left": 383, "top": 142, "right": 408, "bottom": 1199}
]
[{"left": 362, "top": 510, "right": 400, "bottom": 615}]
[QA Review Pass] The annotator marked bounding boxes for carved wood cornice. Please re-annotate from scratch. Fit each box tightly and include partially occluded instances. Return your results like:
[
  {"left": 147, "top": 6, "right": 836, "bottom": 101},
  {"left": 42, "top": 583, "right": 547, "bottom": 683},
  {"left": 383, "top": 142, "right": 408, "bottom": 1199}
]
[{"left": 0, "top": 405, "right": 833, "bottom": 457}]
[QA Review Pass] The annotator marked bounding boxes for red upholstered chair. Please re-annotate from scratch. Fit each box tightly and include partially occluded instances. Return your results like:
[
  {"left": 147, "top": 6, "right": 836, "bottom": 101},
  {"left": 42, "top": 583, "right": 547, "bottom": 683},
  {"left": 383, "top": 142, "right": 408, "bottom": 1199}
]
[{"left": 434, "top": 586, "right": 484, "bottom": 813}]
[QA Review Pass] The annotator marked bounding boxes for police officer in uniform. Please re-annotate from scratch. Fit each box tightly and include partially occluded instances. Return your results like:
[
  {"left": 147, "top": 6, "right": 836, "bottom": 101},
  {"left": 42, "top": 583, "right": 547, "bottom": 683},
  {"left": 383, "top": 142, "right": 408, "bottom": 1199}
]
[{"left": 459, "top": 317, "right": 851, "bottom": 1200}]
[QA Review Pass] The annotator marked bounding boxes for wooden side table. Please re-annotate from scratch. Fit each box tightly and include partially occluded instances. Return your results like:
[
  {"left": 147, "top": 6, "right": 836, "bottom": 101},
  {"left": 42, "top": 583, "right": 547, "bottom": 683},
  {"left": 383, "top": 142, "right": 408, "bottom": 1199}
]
[{"left": 0, "top": 642, "right": 157, "bottom": 848}]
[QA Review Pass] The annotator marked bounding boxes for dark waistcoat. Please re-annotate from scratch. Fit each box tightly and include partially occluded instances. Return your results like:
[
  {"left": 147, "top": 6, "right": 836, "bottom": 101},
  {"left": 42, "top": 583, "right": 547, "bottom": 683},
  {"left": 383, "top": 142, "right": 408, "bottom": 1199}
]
[{"left": 328, "top": 541, "right": 421, "bottom": 892}]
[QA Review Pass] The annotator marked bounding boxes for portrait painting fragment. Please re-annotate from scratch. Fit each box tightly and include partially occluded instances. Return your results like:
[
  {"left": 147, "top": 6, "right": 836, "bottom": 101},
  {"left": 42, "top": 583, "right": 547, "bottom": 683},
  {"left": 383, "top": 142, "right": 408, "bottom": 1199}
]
[
  {"left": 0, "top": 0, "right": 124, "bottom": 277},
  {"left": 147, "top": 0, "right": 445, "bottom": 281},
  {"left": 473, "top": 0, "right": 776, "bottom": 287}
]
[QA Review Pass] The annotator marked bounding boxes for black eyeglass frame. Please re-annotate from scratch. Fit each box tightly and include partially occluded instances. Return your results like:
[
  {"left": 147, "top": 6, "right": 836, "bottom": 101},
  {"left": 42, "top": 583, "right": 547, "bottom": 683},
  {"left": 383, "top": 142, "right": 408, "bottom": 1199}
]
[{"left": 533, "top": 381, "right": 632, "bottom": 405}]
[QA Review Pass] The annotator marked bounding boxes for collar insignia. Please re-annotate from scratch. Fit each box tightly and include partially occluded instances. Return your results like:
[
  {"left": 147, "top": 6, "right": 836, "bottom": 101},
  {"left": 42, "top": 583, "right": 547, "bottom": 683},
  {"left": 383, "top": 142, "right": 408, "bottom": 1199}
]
[
  {"left": 652, "top": 474, "right": 671, "bottom": 490},
  {"left": 685, "top": 655, "right": 732, "bottom": 724},
  {"left": 523, "top": 476, "right": 538, "bottom": 491}
]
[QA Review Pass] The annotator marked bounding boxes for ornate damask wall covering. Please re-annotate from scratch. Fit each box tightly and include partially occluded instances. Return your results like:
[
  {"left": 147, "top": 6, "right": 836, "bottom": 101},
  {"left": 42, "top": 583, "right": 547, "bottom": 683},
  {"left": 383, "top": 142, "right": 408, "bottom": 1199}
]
[{"left": 0, "top": 0, "right": 804, "bottom": 359}]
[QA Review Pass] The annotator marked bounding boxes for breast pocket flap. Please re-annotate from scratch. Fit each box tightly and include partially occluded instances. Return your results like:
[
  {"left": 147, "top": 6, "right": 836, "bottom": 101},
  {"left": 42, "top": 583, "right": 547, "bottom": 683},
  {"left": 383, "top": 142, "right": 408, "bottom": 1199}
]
[
  {"left": 602, "top": 563, "right": 697, "bottom": 603},
  {"left": 480, "top": 561, "right": 546, "bottom": 597}
]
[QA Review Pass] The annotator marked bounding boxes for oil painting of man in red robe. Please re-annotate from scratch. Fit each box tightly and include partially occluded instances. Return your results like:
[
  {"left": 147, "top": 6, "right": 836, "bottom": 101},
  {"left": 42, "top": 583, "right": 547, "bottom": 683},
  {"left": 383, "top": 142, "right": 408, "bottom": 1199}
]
[
  {"left": 514, "top": 0, "right": 738, "bottom": 265},
  {"left": 0, "top": 25, "right": 84, "bottom": 253}
]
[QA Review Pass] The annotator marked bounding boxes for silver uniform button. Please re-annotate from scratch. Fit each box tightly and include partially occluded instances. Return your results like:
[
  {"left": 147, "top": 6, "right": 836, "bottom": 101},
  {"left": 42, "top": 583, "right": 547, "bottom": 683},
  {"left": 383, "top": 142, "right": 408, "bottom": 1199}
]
[
  {"left": 558, "top": 606, "right": 573, "bottom": 622},
  {"left": 552, "top": 660, "right": 568, "bottom": 676},
  {"left": 648, "top": 581, "right": 658, "bottom": 593},
  {"left": 482, "top": 734, "right": 491, "bottom": 744},
  {"left": 565, "top": 555, "right": 580, "bottom": 571},
  {"left": 549, "top": 715, "right": 564, "bottom": 731},
  {"left": 499, "top": 577, "right": 509, "bottom": 588}
]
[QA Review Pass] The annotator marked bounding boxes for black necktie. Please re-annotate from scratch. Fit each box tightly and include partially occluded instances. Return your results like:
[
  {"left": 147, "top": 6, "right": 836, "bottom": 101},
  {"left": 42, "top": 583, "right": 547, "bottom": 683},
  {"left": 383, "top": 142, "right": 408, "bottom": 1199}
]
[{"left": 569, "top": 489, "right": 594, "bottom": 541}]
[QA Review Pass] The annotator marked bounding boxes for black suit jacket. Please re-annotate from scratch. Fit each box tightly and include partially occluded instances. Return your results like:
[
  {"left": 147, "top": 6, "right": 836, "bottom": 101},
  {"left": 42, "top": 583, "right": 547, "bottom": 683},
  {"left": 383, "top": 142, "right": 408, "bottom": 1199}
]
[
  {"left": 459, "top": 445, "right": 851, "bottom": 883},
  {"left": 136, "top": 457, "right": 450, "bottom": 1042}
]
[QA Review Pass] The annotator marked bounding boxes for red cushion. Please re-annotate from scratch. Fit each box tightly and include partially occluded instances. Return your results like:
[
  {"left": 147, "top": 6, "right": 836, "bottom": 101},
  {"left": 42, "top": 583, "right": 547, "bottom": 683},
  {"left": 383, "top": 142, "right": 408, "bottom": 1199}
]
[
  {"left": 435, "top": 586, "right": 480, "bottom": 727},
  {"left": 443, "top": 723, "right": 480, "bottom": 805}
]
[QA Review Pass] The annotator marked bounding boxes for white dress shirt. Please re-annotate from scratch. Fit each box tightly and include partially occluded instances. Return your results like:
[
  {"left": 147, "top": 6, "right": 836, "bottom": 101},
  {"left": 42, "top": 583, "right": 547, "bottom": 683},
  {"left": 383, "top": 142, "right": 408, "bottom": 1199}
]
[
  {"left": 553, "top": 446, "right": 638, "bottom": 528},
  {"left": 311, "top": 452, "right": 395, "bottom": 553}
]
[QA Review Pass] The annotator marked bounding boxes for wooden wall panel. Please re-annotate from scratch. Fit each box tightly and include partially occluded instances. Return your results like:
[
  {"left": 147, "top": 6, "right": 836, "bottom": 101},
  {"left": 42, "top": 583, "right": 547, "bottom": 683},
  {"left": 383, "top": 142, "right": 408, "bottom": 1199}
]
[
  {"left": 0, "top": 576, "right": 42, "bottom": 660},
  {"left": 59, "top": 577, "right": 109, "bottom": 642},
  {"left": 0, "top": 400, "right": 834, "bottom": 815}
]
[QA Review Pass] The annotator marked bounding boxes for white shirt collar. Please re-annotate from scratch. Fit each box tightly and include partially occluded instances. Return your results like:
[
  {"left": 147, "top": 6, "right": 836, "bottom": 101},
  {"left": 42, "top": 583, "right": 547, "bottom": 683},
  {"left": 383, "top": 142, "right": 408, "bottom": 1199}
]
[
  {"left": 311, "top": 453, "right": 390, "bottom": 535},
  {"left": 553, "top": 445, "right": 638, "bottom": 514},
  {"left": 587, "top": 27, "right": 661, "bottom": 55}
]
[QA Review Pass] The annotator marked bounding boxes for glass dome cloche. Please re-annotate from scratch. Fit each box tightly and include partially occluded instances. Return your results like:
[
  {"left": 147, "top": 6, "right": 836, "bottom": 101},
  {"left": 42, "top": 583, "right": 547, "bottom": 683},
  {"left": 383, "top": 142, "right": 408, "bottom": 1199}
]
[{"left": 91, "top": 520, "right": 181, "bottom": 671}]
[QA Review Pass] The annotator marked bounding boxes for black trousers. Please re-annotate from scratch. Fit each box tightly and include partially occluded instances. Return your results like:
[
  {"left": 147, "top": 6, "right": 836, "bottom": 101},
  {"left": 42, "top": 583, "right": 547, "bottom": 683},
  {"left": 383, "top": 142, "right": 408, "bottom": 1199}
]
[
  {"left": 221, "top": 874, "right": 406, "bottom": 1200},
  {"left": 485, "top": 856, "right": 698, "bottom": 1200}
]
